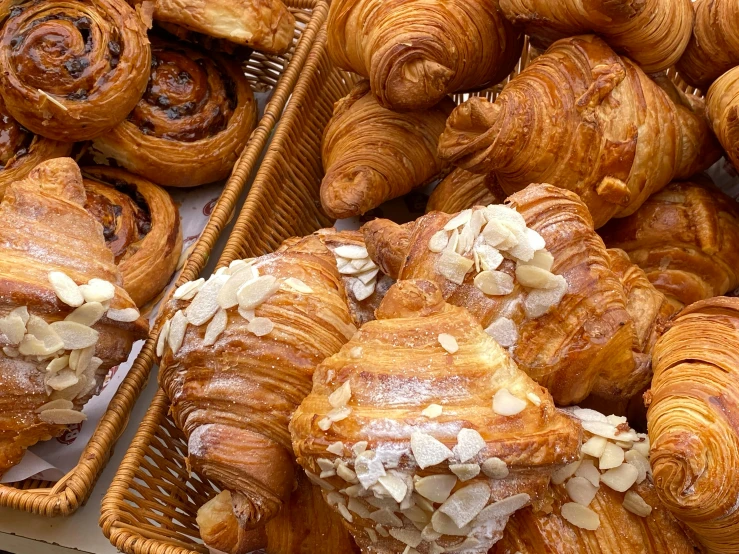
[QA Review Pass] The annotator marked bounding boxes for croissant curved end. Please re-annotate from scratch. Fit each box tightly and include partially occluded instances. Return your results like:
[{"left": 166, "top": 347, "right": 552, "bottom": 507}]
[
  {"left": 320, "top": 166, "right": 381, "bottom": 219},
  {"left": 650, "top": 431, "right": 707, "bottom": 509},
  {"left": 197, "top": 491, "right": 267, "bottom": 554},
  {"left": 437, "top": 97, "right": 503, "bottom": 168},
  {"left": 377, "top": 55, "right": 454, "bottom": 111}
]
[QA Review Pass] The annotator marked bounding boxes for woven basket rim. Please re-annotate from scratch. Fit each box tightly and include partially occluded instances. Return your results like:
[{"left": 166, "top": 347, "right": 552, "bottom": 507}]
[{"left": 0, "top": 0, "right": 328, "bottom": 518}]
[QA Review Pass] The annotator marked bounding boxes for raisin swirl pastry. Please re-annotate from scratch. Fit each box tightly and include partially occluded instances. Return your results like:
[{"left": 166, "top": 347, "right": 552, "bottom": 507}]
[
  {"left": 92, "top": 35, "right": 257, "bottom": 187},
  {"left": 82, "top": 166, "right": 182, "bottom": 307},
  {"left": 0, "top": 0, "right": 151, "bottom": 142}
]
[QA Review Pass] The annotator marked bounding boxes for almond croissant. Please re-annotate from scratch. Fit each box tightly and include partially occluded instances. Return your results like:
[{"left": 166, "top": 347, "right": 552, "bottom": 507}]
[
  {"left": 321, "top": 81, "right": 453, "bottom": 219},
  {"left": 494, "top": 407, "right": 701, "bottom": 554},
  {"left": 706, "top": 66, "right": 739, "bottom": 172},
  {"left": 364, "top": 184, "right": 669, "bottom": 406},
  {"left": 326, "top": 0, "right": 523, "bottom": 111},
  {"left": 648, "top": 297, "right": 739, "bottom": 554},
  {"left": 498, "top": 0, "right": 693, "bottom": 73},
  {"left": 600, "top": 177, "right": 739, "bottom": 310},
  {"left": 438, "top": 35, "right": 721, "bottom": 229},
  {"left": 0, "top": 158, "right": 147, "bottom": 476},
  {"left": 157, "top": 235, "right": 357, "bottom": 553},
  {"left": 290, "top": 279, "right": 581, "bottom": 554}
]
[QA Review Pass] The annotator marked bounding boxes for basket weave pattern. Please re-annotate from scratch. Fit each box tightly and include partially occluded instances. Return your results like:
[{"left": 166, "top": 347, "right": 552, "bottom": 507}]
[{"left": 0, "top": 0, "right": 328, "bottom": 517}]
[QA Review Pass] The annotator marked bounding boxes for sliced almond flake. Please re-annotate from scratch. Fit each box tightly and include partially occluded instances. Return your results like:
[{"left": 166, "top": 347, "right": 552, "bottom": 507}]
[
  {"left": 247, "top": 317, "right": 274, "bottom": 337},
  {"left": 566, "top": 476, "right": 599, "bottom": 506},
  {"left": 47, "top": 369, "right": 79, "bottom": 391},
  {"left": 482, "top": 219, "right": 518, "bottom": 249},
  {"left": 349, "top": 346, "right": 363, "bottom": 359},
  {"left": 449, "top": 463, "right": 480, "bottom": 481},
  {"left": 48, "top": 271, "right": 84, "bottom": 307},
  {"left": 444, "top": 209, "right": 473, "bottom": 231},
  {"left": 214, "top": 266, "right": 229, "bottom": 277},
  {"left": 561, "top": 502, "right": 600, "bottom": 530},
  {"left": 352, "top": 441, "right": 368, "bottom": 456},
  {"left": 506, "top": 225, "right": 536, "bottom": 262},
  {"left": 389, "top": 528, "right": 423, "bottom": 548},
  {"left": 525, "top": 250, "right": 554, "bottom": 271},
  {"left": 524, "top": 275, "right": 568, "bottom": 318},
  {"left": 350, "top": 259, "right": 367, "bottom": 270},
  {"left": 481, "top": 457, "right": 509, "bottom": 479},
  {"left": 428, "top": 230, "right": 450, "bottom": 252},
  {"left": 46, "top": 355, "right": 70, "bottom": 375},
  {"left": 421, "top": 524, "right": 442, "bottom": 542},
  {"left": 334, "top": 244, "right": 369, "bottom": 259},
  {"left": 456, "top": 222, "right": 476, "bottom": 255},
  {"left": 352, "top": 278, "right": 376, "bottom": 301},
  {"left": 19, "top": 334, "right": 58, "bottom": 357},
  {"left": 79, "top": 278, "right": 116, "bottom": 303},
  {"left": 377, "top": 474, "right": 408, "bottom": 503},
  {"left": 623, "top": 490, "right": 652, "bottom": 517},
  {"left": 607, "top": 414, "right": 628, "bottom": 426},
  {"left": 238, "top": 307, "right": 255, "bottom": 321},
  {"left": 217, "top": 267, "right": 258, "bottom": 309},
  {"left": 38, "top": 408, "right": 87, "bottom": 425},
  {"left": 632, "top": 435, "right": 650, "bottom": 458},
  {"left": 582, "top": 435, "right": 608, "bottom": 458},
  {"left": 414, "top": 494, "right": 434, "bottom": 513},
  {"left": 343, "top": 484, "right": 363, "bottom": 497},
  {"left": 347, "top": 497, "right": 371, "bottom": 518},
  {"left": 625, "top": 450, "right": 650, "bottom": 484},
  {"left": 439, "top": 481, "right": 491, "bottom": 528},
  {"left": 484, "top": 317, "right": 518, "bottom": 347},
  {"left": 65, "top": 302, "right": 105, "bottom": 327},
  {"left": 475, "top": 244, "right": 504, "bottom": 272},
  {"left": 329, "top": 381, "right": 352, "bottom": 408},
  {"left": 453, "top": 428, "right": 485, "bottom": 463},
  {"left": 337, "top": 503, "right": 353, "bottom": 523},
  {"left": 357, "top": 269, "right": 379, "bottom": 285},
  {"left": 438, "top": 333, "right": 459, "bottom": 354},
  {"left": 186, "top": 274, "right": 229, "bottom": 325},
  {"left": 473, "top": 248, "right": 480, "bottom": 273},
  {"left": 365, "top": 495, "right": 399, "bottom": 511},
  {"left": 49, "top": 321, "right": 99, "bottom": 350},
  {"left": 575, "top": 460, "right": 601, "bottom": 487},
  {"left": 203, "top": 308, "right": 228, "bottom": 346},
  {"left": 338, "top": 263, "right": 365, "bottom": 276},
  {"left": 283, "top": 277, "right": 314, "bottom": 294},
  {"left": 444, "top": 228, "right": 460, "bottom": 253},
  {"left": 335, "top": 256, "right": 351, "bottom": 270},
  {"left": 375, "top": 523, "right": 390, "bottom": 537},
  {"left": 515, "top": 265, "right": 559, "bottom": 289},
  {"left": 430, "top": 509, "right": 471, "bottom": 536},
  {"left": 0, "top": 313, "right": 26, "bottom": 345},
  {"left": 167, "top": 310, "right": 188, "bottom": 355},
  {"left": 571, "top": 408, "right": 609, "bottom": 423},
  {"left": 326, "top": 491, "right": 344, "bottom": 506},
  {"left": 237, "top": 275, "right": 280, "bottom": 311},
  {"left": 327, "top": 441, "right": 344, "bottom": 455},
  {"left": 551, "top": 460, "right": 582, "bottom": 485},
  {"left": 317, "top": 417, "right": 332, "bottom": 431},
  {"left": 328, "top": 405, "right": 351, "bottom": 422},
  {"left": 229, "top": 258, "right": 254, "bottom": 271},
  {"left": 368, "top": 509, "right": 402, "bottom": 528},
  {"left": 473, "top": 493, "right": 531, "bottom": 527},
  {"left": 526, "top": 392, "right": 542, "bottom": 406},
  {"left": 156, "top": 318, "right": 171, "bottom": 357},
  {"left": 173, "top": 278, "right": 205, "bottom": 301},
  {"left": 421, "top": 404, "right": 443, "bottom": 418},
  {"left": 320, "top": 469, "right": 336, "bottom": 479},
  {"left": 365, "top": 527, "right": 378, "bottom": 543},
  {"left": 70, "top": 345, "right": 94, "bottom": 375},
  {"left": 3, "top": 346, "right": 18, "bottom": 357},
  {"left": 600, "top": 463, "right": 638, "bottom": 492},
  {"left": 360, "top": 259, "right": 377, "bottom": 271},
  {"left": 493, "top": 388, "right": 527, "bottom": 416},
  {"left": 337, "top": 462, "right": 358, "bottom": 483},
  {"left": 36, "top": 399, "right": 74, "bottom": 413},
  {"left": 304, "top": 470, "right": 334, "bottom": 491},
  {"left": 583, "top": 420, "right": 639, "bottom": 443},
  {"left": 107, "top": 307, "right": 141, "bottom": 323},
  {"left": 526, "top": 228, "right": 546, "bottom": 251},
  {"left": 410, "top": 432, "right": 453, "bottom": 469},
  {"left": 474, "top": 270, "right": 514, "bottom": 296},
  {"left": 11, "top": 307, "right": 29, "bottom": 324},
  {"left": 414, "top": 474, "right": 457, "bottom": 503}
]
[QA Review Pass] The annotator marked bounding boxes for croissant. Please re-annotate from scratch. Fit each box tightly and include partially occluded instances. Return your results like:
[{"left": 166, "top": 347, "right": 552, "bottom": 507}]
[
  {"left": 648, "top": 297, "right": 739, "bottom": 554},
  {"left": 498, "top": 0, "right": 693, "bottom": 73},
  {"left": 82, "top": 166, "right": 182, "bottom": 307},
  {"left": 438, "top": 35, "right": 722, "bottom": 229},
  {"left": 706, "top": 66, "right": 739, "bottom": 172},
  {"left": 676, "top": 0, "right": 739, "bottom": 90},
  {"left": 198, "top": 473, "right": 359, "bottom": 554},
  {"left": 0, "top": 0, "right": 151, "bottom": 142},
  {"left": 0, "top": 158, "right": 148, "bottom": 476},
  {"left": 92, "top": 35, "right": 258, "bottom": 188},
  {"left": 0, "top": 96, "right": 72, "bottom": 199},
  {"left": 426, "top": 169, "right": 505, "bottom": 215},
  {"left": 321, "top": 81, "right": 453, "bottom": 219},
  {"left": 290, "top": 279, "right": 582, "bottom": 553},
  {"left": 600, "top": 177, "right": 739, "bottom": 310},
  {"left": 157, "top": 235, "right": 357, "bottom": 553},
  {"left": 326, "top": 0, "right": 523, "bottom": 111},
  {"left": 363, "top": 184, "right": 668, "bottom": 406},
  {"left": 138, "top": 0, "right": 295, "bottom": 55},
  {"left": 494, "top": 407, "right": 701, "bottom": 554}
]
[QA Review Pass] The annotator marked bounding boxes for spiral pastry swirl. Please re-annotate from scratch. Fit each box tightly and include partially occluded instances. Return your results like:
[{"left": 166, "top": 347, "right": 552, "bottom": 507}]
[
  {"left": 0, "top": 0, "right": 151, "bottom": 142},
  {"left": 0, "top": 95, "right": 72, "bottom": 198},
  {"left": 92, "top": 36, "right": 257, "bottom": 187}
]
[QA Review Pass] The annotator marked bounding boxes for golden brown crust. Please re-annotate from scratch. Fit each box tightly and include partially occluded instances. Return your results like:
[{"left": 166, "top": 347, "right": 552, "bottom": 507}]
[
  {"left": 0, "top": 158, "right": 147, "bottom": 476},
  {"left": 438, "top": 35, "right": 721, "bottom": 229},
  {"left": 327, "top": 0, "right": 523, "bottom": 111},
  {"left": 0, "top": 0, "right": 151, "bottom": 142},
  {"left": 82, "top": 166, "right": 182, "bottom": 307},
  {"left": 600, "top": 177, "right": 739, "bottom": 309},
  {"left": 291, "top": 279, "right": 581, "bottom": 553},
  {"left": 148, "top": 0, "right": 295, "bottom": 55},
  {"left": 648, "top": 297, "right": 739, "bottom": 553},
  {"left": 91, "top": 35, "right": 258, "bottom": 187},
  {"left": 706, "top": 66, "right": 739, "bottom": 173},
  {"left": 158, "top": 236, "right": 356, "bottom": 542},
  {"left": 426, "top": 168, "right": 505, "bottom": 215},
  {"left": 499, "top": 0, "right": 693, "bottom": 73},
  {"left": 676, "top": 0, "right": 739, "bottom": 90}
]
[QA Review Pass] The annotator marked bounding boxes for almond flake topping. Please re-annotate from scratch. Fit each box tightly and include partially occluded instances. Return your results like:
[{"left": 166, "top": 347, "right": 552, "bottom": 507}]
[
  {"left": 421, "top": 404, "right": 443, "bottom": 418},
  {"left": 106, "top": 307, "right": 141, "bottom": 323},
  {"left": 38, "top": 408, "right": 87, "bottom": 425},
  {"left": 453, "top": 428, "right": 485, "bottom": 463},
  {"left": 439, "top": 482, "right": 491, "bottom": 528},
  {"left": 561, "top": 502, "right": 600, "bottom": 530},
  {"left": 414, "top": 474, "right": 457, "bottom": 503},
  {"left": 436, "top": 251, "right": 474, "bottom": 285},
  {"left": 410, "top": 432, "right": 453, "bottom": 469},
  {"left": 623, "top": 490, "right": 652, "bottom": 517},
  {"left": 48, "top": 271, "right": 84, "bottom": 307},
  {"left": 481, "top": 457, "right": 508, "bottom": 479},
  {"left": 334, "top": 245, "right": 370, "bottom": 259},
  {"left": 247, "top": 317, "right": 274, "bottom": 337},
  {"left": 328, "top": 381, "right": 352, "bottom": 408},
  {"left": 237, "top": 275, "right": 280, "bottom": 311},
  {"left": 492, "top": 388, "right": 527, "bottom": 416},
  {"left": 428, "top": 230, "right": 450, "bottom": 252},
  {"left": 449, "top": 463, "right": 480, "bottom": 481},
  {"left": 65, "top": 302, "right": 105, "bottom": 326},
  {"left": 173, "top": 278, "right": 205, "bottom": 300},
  {"left": 474, "top": 270, "right": 514, "bottom": 296},
  {"left": 438, "top": 333, "right": 459, "bottom": 354},
  {"left": 79, "top": 278, "right": 115, "bottom": 303}
]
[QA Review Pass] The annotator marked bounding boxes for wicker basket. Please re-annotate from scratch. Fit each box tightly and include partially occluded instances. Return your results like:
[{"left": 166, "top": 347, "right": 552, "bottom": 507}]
[
  {"left": 0, "top": 0, "right": 328, "bottom": 518},
  {"left": 99, "top": 26, "right": 705, "bottom": 553}
]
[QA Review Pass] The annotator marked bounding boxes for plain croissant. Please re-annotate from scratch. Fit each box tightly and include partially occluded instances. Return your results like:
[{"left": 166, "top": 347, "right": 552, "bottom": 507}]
[
  {"left": 648, "top": 297, "right": 739, "bottom": 554},
  {"left": 438, "top": 35, "right": 721, "bottom": 229},
  {"left": 706, "top": 66, "right": 739, "bottom": 172},
  {"left": 291, "top": 279, "right": 581, "bottom": 553},
  {"left": 363, "top": 184, "right": 671, "bottom": 406},
  {"left": 498, "top": 0, "right": 693, "bottom": 73},
  {"left": 0, "top": 158, "right": 147, "bottom": 475},
  {"left": 600, "top": 176, "right": 739, "bottom": 309},
  {"left": 327, "top": 0, "right": 523, "bottom": 111},
  {"left": 676, "top": 0, "right": 739, "bottom": 90},
  {"left": 321, "top": 81, "right": 453, "bottom": 219},
  {"left": 157, "top": 235, "right": 357, "bottom": 553},
  {"left": 426, "top": 168, "right": 505, "bottom": 215}
]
